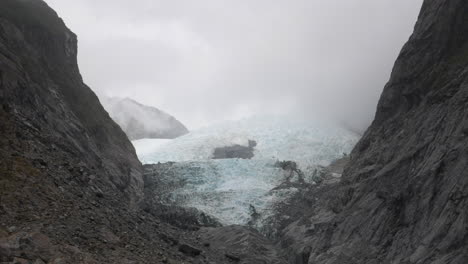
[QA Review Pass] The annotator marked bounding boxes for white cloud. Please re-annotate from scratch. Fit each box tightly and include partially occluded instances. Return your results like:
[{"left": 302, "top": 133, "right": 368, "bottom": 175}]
[{"left": 45, "top": 0, "right": 423, "bottom": 130}]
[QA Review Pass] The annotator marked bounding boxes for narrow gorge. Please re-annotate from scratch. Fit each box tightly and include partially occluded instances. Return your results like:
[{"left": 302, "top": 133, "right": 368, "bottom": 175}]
[{"left": 1, "top": 0, "right": 467, "bottom": 263}]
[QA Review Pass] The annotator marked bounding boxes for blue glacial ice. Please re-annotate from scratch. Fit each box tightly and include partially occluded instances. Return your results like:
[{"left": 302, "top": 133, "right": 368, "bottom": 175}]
[{"left": 132, "top": 115, "right": 359, "bottom": 226}]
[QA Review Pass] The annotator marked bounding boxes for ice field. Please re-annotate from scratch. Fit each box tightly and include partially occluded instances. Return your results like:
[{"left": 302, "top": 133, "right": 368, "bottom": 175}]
[{"left": 133, "top": 116, "right": 359, "bottom": 225}]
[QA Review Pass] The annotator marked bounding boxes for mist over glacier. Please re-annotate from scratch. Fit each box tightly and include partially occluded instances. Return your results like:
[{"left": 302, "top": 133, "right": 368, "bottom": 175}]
[
  {"left": 134, "top": 115, "right": 357, "bottom": 166},
  {"left": 44, "top": 0, "right": 423, "bottom": 131},
  {"left": 133, "top": 115, "right": 358, "bottom": 225},
  {"left": 41, "top": 0, "right": 422, "bottom": 237}
]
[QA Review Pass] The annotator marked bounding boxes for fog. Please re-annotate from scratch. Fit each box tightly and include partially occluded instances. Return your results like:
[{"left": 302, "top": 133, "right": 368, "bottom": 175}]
[{"left": 44, "top": 0, "right": 423, "bottom": 131}]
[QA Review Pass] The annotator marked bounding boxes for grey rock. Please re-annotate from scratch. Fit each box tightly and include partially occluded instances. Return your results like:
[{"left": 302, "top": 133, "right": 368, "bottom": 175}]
[
  {"left": 0, "top": 232, "right": 54, "bottom": 262},
  {"left": 277, "top": 0, "right": 468, "bottom": 263},
  {"left": 212, "top": 140, "right": 257, "bottom": 159},
  {"left": 0, "top": 0, "right": 143, "bottom": 206},
  {"left": 3, "top": 0, "right": 468, "bottom": 263},
  {"left": 0, "top": 1, "right": 216, "bottom": 263},
  {"left": 178, "top": 243, "right": 202, "bottom": 257},
  {"left": 200, "top": 226, "right": 287, "bottom": 264},
  {"left": 225, "top": 253, "right": 241, "bottom": 262}
]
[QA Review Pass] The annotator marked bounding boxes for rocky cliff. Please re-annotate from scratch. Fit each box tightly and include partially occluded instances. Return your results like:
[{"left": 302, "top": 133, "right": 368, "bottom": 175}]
[
  {"left": 2, "top": 0, "right": 468, "bottom": 263},
  {"left": 0, "top": 2, "right": 287, "bottom": 263},
  {"left": 0, "top": 0, "right": 143, "bottom": 204},
  {"left": 0, "top": 1, "right": 201, "bottom": 263},
  {"left": 279, "top": 0, "right": 468, "bottom": 263},
  {"left": 101, "top": 97, "right": 189, "bottom": 140}
]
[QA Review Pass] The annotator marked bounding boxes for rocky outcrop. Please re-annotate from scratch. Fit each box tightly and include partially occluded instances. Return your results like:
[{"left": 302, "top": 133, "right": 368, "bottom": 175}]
[
  {"left": 278, "top": 0, "right": 468, "bottom": 263},
  {"left": 200, "top": 226, "right": 287, "bottom": 264},
  {"left": 212, "top": 140, "right": 257, "bottom": 159},
  {"left": 0, "top": 1, "right": 204, "bottom": 263},
  {"left": 3, "top": 0, "right": 468, "bottom": 263},
  {"left": 0, "top": 3, "right": 282, "bottom": 263},
  {"left": 101, "top": 97, "right": 189, "bottom": 140},
  {"left": 0, "top": 0, "right": 143, "bottom": 204}
]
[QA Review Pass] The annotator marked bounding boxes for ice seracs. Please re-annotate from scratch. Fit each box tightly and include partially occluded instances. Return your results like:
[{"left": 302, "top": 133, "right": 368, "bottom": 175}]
[{"left": 133, "top": 115, "right": 359, "bottom": 226}]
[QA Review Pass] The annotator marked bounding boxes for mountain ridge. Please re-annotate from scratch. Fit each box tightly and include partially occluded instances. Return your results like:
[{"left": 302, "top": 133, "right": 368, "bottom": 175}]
[
  {"left": 278, "top": 0, "right": 468, "bottom": 263},
  {"left": 1, "top": 0, "right": 467, "bottom": 263},
  {"left": 0, "top": 1, "right": 204, "bottom": 262},
  {"left": 101, "top": 96, "right": 189, "bottom": 140}
]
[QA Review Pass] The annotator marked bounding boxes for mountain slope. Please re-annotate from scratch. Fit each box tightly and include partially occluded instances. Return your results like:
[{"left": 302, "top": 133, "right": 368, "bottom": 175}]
[
  {"left": 0, "top": 0, "right": 143, "bottom": 204},
  {"left": 0, "top": 1, "right": 204, "bottom": 263},
  {"left": 0, "top": 2, "right": 290, "bottom": 263},
  {"left": 280, "top": 0, "right": 468, "bottom": 263},
  {"left": 101, "top": 97, "right": 189, "bottom": 140}
]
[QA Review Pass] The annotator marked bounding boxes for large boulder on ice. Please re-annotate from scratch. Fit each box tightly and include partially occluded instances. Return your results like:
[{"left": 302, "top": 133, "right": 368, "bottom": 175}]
[{"left": 212, "top": 140, "right": 257, "bottom": 159}]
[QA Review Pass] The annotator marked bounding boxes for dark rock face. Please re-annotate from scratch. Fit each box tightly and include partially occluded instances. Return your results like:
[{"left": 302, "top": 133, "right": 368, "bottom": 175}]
[
  {"left": 200, "top": 226, "right": 288, "bottom": 264},
  {"left": 4, "top": 0, "right": 468, "bottom": 263},
  {"left": 0, "top": 0, "right": 143, "bottom": 204},
  {"left": 0, "top": 1, "right": 208, "bottom": 263},
  {"left": 178, "top": 243, "right": 202, "bottom": 257},
  {"left": 101, "top": 97, "right": 189, "bottom": 140},
  {"left": 279, "top": 0, "right": 468, "bottom": 263},
  {"left": 0, "top": 1, "right": 284, "bottom": 263},
  {"left": 212, "top": 140, "right": 257, "bottom": 159}
]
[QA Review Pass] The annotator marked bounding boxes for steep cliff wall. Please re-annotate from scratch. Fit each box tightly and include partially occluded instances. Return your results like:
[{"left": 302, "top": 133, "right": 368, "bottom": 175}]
[
  {"left": 2, "top": 0, "right": 467, "bottom": 263},
  {"left": 0, "top": 0, "right": 143, "bottom": 203},
  {"left": 0, "top": 1, "right": 166, "bottom": 263},
  {"left": 280, "top": 0, "right": 468, "bottom": 263},
  {"left": 0, "top": 2, "right": 267, "bottom": 263}
]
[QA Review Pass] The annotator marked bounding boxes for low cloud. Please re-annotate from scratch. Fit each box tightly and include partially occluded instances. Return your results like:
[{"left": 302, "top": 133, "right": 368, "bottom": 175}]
[{"left": 45, "top": 0, "right": 423, "bottom": 130}]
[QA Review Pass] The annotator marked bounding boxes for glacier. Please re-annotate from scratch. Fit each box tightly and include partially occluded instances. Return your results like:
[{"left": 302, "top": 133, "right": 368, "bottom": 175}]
[{"left": 133, "top": 115, "right": 359, "bottom": 226}]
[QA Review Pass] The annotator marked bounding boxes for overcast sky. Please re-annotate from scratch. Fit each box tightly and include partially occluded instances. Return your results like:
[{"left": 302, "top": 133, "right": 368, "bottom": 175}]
[{"left": 45, "top": 0, "right": 423, "bottom": 130}]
